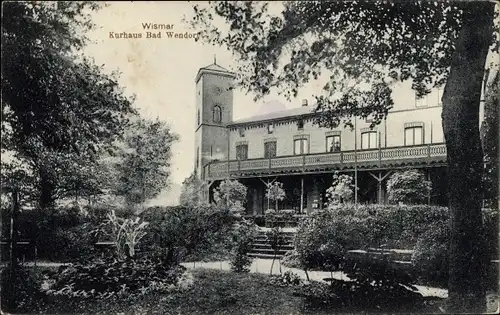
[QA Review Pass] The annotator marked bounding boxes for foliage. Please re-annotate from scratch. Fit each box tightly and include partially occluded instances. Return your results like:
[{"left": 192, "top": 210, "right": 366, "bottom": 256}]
[
  {"left": 411, "top": 223, "right": 450, "bottom": 287},
  {"left": 139, "top": 205, "right": 235, "bottom": 265},
  {"left": 105, "top": 209, "right": 149, "bottom": 259},
  {"left": 42, "top": 256, "right": 190, "bottom": 300},
  {"left": 1, "top": 264, "right": 44, "bottom": 313},
  {"left": 213, "top": 179, "right": 248, "bottom": 214},
  {"left": 339, "top": 255, "right": 423, "bottom": 310},
  {"left": 228, "top": 219, "right": 257, "bottom": 273},
  {"left": 264, "top": 209, "right": 276, "bottom": 216},
  {"left": 481, "top": 71, "right": 499, "bottom": 209},
  {"left": 265, "top": 226, "right": 288, "bottom": 274},
  {"left": 265, "top": 181, "right": 286, "bottom": 210},
  {"left": 189, "top": 2, "right": 497, "bottom": 125},
  {"left": 179, "top": 172, "right": 209, "bottom": 208},
  {"left": 114, "top": 117, "right": 179, "bottom": 207},
  {"left": 280, "top": 249, "right": 302, "bottom": 269},
  {"left": 267, "top": 271, "right": 304, "bottom": 287},
  {"left": 324, "top": 172, "right": 354, "bottom": 206},
  {"left": 45, "top": 224, "right": 100, "bottom": 263},
  {"left": 386, "top": 169, "right": 432, "bottom": 205},
  {"left": 2, "top": 1, "right": 136, "bottom": 210},
  {"left": 1, "top": 205, "right": 105, "bottom": 262}
]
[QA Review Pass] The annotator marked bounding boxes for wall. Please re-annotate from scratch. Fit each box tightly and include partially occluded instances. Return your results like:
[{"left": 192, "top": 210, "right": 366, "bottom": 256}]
[
  {"left": 195, "top": 70, "right": 234, "bottom": 176},
  {"left": 228, "top": 105, "right": 446, "bottom": 160}
]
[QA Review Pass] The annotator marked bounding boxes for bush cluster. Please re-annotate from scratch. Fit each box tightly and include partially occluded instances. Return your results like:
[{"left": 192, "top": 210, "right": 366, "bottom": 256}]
[
  {"left": 1, "top": 205, "right": 108, "bottom": 262},
  {"left": 267, "top": 271, "right": 304, "bottom": 287},
  {"left": 139, "top": 205, "right": 235, "bottom": 264},
  {"left": 42, "top": 256, "right": 190, "bottom": 300},
  {"left": 294, "top": 204, "right": 498, "bottom": 287},
  {"left": 1, "top": 264, "right": 45, "bottom": 313},
  {"left": 228, "top": 219, "right": 257, "bottom": 273}
]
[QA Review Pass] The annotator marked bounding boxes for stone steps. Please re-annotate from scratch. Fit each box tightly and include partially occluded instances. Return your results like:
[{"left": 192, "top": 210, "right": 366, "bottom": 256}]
[{"left": 248, "top": 229, "right": 296, "bottom": 259}]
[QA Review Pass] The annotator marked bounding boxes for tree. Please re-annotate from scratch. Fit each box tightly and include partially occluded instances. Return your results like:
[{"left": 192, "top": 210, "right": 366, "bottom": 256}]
[
  {"left": 212, "top": 179, "right": 248, "bottom": 214},
  {"left": 189, "top": 2, "right": 499, "bottom": 311},
  {"left": 480, "top": 71, "right": 499, "bottom": 209},
  {"left": 386, "top": 169, "right": 432, "bottom": 205},
  {"left": 179, "top": 172, "right": 209, "bottom": 207},
  {"left": 114, "top": 117, "right": 179, "bottom": 209},
  {"left": 265, "top": 181, "right": 286, "bottom": 211},
  {"left": 325, "top": 172, "right": 354, "bottom": 207},
  {"left": 2, "top": 2, "right": 137, "bottom": 211}
]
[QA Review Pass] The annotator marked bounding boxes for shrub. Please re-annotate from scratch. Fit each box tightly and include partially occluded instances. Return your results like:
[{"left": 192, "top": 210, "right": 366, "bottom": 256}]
[
  {"left": 265, "top": 226, "right": 288, "bottom": 274},
  {"left": 386, "top": 169, "right": 432, "bottom": 205},
  {"left": 267, "top": 271, "right": 304, "bottom": 287},
  {"left": 105, "top": 209, "right": 149, "bottom": 259},
  {"left": 213, "top": 179, "right": 248, "bottom": 214},
  {"left": 280, "top": 249, "right": 302, "bottom": 269},
  {"left": 411, "top": 223, "right": 449, "bottom": 287},
  {"left": 295, "top": 209, "right": 362, "bottom": 271},
  {"left": 412, "top": 207, "right": 499, "bottom": 288},
  {"left": 265, "top": 181, "right": 286, "bottom": 210},
  {"left": 325, "top": 172, "right": 355, "bottom": 206},
  {"left": 42, "top": 256, "right": 189, "bottom": 300},
  {"left": 335, "top": 255, "right": 424, "bottom": 311},
  {"left": 48, "top": 224, "right": 100, "bottom": 262},
  {"left": 229, "top": 219, "right": 257, "bottom": 273},
  {"left": 1, "top": 264, "right": 44, "bottom": 313},
  {"left": 139, "top": 205, "right": 235, "bottom": 264}
]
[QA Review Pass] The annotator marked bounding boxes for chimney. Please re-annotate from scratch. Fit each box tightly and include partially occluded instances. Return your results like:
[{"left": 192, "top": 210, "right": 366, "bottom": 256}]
[{"left": 302, "top": 99, "right": 308, "bottom": 107}]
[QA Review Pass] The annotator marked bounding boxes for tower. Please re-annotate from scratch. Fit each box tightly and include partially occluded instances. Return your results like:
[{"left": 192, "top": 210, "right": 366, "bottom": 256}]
[{"left": 194, "top": 62, "right": 236, "bottom": 179}]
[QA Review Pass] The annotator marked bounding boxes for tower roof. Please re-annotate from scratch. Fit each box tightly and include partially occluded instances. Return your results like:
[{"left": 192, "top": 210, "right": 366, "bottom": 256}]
[{"left": 195, "top": 62, "right": 236, "bottom": 83}]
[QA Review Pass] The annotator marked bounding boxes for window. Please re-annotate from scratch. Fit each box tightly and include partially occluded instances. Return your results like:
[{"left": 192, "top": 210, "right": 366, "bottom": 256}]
[
  {"left": 415, "top": 93, "right": 428, "bottom": 108},
  {"left": 267, "top": 123, "right": 274, "bottom": 134},
  {"left": 213, "top": 105, "right": 222, "bottom": 123},
  {"left": 297, "top": 119, "right": 304, "bottom": 130},
  {"left": 197, "top": 109, "right": 200, "bottom": 126},
  {"left": 405, "top": 126, "right": 423, "bottom": 146},
  {"left": 294, "top": 138, "right": 309, "bottom": 155},
  {"left": 264, "top": 141, "right": 277, "bottom": 158},
  {"left": 326, "top": 135, "right": 341, "bottom": 152},
  {"left": 361, "top": 131, "right": 377, "bottom": 149},
  {"left": 236, "top": 144, "right": 248, "bottom": 160}
]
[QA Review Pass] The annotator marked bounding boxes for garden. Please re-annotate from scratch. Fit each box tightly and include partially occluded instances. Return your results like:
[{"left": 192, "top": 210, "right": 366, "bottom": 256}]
[{"left": 2, "top": 170, "right": 498, "bottom": 314}]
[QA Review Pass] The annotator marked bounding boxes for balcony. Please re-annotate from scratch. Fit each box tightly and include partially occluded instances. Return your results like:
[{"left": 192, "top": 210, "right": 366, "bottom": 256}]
[{"left": 204, "top": 143, "right": 447, "bottom": 180}]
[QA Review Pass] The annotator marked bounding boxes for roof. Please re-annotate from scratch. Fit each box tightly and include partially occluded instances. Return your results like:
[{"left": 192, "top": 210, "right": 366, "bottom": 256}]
[
  {"left": 195, "top": 63, "right": 236, "bottom": 83},
  {"left": 201, "top": 63, "right": 231, "bottom": 72},
  {"left": 230, "top": 106, "right": 315, "bottom": 125}
]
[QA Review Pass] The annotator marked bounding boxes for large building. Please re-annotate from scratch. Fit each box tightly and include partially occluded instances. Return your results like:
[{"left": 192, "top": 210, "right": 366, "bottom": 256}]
[{"left": 193, "top": 62, "right": 485, "bottom": 215}]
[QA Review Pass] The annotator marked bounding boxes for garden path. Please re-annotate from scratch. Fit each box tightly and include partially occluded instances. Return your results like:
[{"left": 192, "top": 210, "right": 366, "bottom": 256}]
[{"left": 181, "top": 258, "right": 449, "bottom": 299}]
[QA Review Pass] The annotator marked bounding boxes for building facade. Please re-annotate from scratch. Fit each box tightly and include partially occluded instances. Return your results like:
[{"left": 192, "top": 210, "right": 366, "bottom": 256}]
[{"left": 193, "top": 62, "right": 485, "bottom": 215}]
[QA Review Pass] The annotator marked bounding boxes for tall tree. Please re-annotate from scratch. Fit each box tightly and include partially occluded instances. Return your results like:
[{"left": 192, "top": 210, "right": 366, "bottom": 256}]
[
  {"left": 114, "top": 117, "right": 179, "bottom": 209},
  {"left": 2, "top": 1, "right": 136, "bottom": 210},
  {"left": 189, "top": 1, "right": 499, "bottom": 312},
  {"left": 180, "top": 172, "right": 209, "bottom": 207}
]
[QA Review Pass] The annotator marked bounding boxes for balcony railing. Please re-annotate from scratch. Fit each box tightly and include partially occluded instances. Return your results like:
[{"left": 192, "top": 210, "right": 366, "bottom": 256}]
[{"left": 204, "top": 143, "right": 447, "bottom": 180}]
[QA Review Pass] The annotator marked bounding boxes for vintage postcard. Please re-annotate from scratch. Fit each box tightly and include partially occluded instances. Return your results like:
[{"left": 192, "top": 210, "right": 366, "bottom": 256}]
[{"left": 1, "top": 1, "right": 499, "bottom": 314}]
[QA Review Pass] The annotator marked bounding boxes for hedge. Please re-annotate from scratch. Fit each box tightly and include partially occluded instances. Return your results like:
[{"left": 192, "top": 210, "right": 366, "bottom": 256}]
[{"left": 294, "top": 204, "right": 498, "bottom": 273}]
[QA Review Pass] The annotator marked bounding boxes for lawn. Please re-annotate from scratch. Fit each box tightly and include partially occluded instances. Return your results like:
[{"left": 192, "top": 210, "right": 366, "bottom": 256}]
[{"left": 31, "top": 268, "right": 449, "bottom": 315}]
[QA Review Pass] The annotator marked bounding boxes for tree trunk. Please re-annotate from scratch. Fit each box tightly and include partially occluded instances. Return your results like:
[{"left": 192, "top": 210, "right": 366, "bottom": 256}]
[
  {"left": 6, "top": 190, "right": 20, "bottom": 311},
  {"left": 441, "top": 2, "right": 495, "bottom": 313},
  {"left": 39, "top": 167, "right": 56, "bottom": 210}
]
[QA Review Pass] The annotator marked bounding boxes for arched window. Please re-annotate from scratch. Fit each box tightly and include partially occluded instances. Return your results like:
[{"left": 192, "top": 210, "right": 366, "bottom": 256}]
[{"left": 213, "top": 105, "right": 222, "bottom": 123}]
